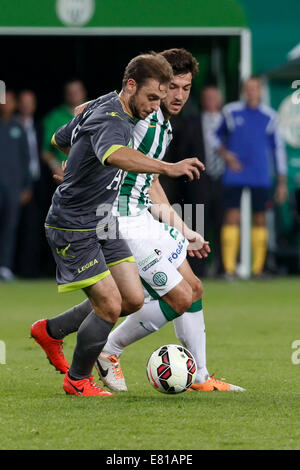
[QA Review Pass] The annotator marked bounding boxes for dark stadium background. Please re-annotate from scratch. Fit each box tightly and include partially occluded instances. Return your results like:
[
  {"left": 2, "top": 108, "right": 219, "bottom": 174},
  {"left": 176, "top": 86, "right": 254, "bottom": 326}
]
[{"left": 3, "top": 35, "right": 240, "bottom": 118}]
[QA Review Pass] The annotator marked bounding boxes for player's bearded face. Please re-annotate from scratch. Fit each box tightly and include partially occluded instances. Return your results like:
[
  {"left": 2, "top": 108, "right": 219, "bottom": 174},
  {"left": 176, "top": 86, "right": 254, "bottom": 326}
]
[
  {"left": 161, "top": 73, "right": 192, "bottom": 116},
  {"left": 129, "top": 79, "right": 168, "bottom": 119}
]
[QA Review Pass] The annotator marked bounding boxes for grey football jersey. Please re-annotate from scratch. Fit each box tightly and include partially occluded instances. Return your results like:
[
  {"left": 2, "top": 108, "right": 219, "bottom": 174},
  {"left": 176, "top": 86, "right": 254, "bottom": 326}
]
[{"left": 46, "top": 92, "right": 135, "bottom": 230}]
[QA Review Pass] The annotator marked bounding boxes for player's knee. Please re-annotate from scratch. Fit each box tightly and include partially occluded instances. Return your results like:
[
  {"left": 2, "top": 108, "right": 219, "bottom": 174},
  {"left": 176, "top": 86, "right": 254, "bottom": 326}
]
[
  {"left": 174, "top": 296, "right": 193, "bottom": 314},
  {"left": 93, "top": 296, "right": 122, "bottom": 323},
  {"left": 104, "top": 300, "right": 122, "bottom": 323},
  {"left": 191, "top": 277, "right": 203, "bottom": 301},
  {"left": 122, "top": 292, "right": 144, "bottom": 315},
  {"left": 178, "top": 294, "right": 193, "bottom": 314},
  {"left": 166, "top": 282, "right": 193, "bottom": 314}
]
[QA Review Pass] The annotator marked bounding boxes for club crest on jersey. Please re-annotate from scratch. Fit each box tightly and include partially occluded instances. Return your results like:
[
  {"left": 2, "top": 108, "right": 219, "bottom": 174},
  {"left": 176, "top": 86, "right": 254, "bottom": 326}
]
[{"left": 153, "top": 272, "right": 168, "bottom": 286}]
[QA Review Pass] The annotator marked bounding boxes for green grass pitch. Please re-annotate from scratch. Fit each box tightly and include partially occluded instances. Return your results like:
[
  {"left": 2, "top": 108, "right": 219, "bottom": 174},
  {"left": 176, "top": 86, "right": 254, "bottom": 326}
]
[{"left": 0, "top": 278, "right": 300, "bottom": 450}]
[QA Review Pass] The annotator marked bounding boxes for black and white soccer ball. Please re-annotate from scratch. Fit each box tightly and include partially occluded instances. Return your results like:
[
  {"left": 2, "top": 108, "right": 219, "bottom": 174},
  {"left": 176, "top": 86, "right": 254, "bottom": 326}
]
[{"left": 146, "top": 344, "right": 197, "bottom": 394}]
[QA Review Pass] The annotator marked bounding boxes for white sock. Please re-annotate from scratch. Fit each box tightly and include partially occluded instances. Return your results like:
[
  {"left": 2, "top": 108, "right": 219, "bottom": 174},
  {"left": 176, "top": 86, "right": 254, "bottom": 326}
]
[
  {"left": 102, "top": 300, "right": 168, "bottom": 357},
  {"left": 173, "top": 309, "right": 209, "bottom": 384}
]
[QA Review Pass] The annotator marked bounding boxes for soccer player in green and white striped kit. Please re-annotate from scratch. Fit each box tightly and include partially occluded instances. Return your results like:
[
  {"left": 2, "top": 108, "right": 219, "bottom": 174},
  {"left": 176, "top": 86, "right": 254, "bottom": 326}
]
[{"left": 39, "top": 49, "right": 245, "bottom": 392}]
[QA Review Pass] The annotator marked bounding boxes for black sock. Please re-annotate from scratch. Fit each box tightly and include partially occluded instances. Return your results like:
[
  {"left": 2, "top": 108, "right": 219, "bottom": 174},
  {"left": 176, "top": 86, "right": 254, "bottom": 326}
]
[
  {"left": 47, "top": 299, "right": 92, "bottom": 339},
  {"left": 69, "top": 311, "right": 115, "bottom": 380},
  {"left": 68, "top": 371, "right": 78, "bottom": 381}
]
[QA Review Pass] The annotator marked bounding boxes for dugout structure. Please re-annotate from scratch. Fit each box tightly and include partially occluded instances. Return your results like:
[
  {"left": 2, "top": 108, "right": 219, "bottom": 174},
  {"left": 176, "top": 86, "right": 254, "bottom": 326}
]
[{"left": 0, "top": 0, "right": 252, "bottom": 276}]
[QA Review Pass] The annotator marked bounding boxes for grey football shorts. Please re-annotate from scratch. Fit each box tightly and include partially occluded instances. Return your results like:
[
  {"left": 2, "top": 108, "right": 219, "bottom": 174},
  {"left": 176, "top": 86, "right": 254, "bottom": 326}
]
[{"left": 45, "top": 225, "right": 134, "bottom": 293}]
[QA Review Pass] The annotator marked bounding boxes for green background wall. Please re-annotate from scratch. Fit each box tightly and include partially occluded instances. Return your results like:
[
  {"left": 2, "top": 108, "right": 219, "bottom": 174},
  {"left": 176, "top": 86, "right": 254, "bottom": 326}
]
[
  {"left": 0, "top": 0, "right": 247, "bottom": 28},
  {"left": 240, "top": 0, "right": 300, "bottom": 74}
]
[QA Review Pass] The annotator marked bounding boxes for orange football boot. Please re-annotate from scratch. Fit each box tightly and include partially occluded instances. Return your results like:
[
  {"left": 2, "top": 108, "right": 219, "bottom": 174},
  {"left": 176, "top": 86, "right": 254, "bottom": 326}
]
[
  {"left": 191, "top": 375, "right": 245, "bottom": 392},
  {"left": 30, "top": 319, "right": 69, "bottom": 373},
  {"left": 63, "top": 373, "right": 114, "bottom": 397}
]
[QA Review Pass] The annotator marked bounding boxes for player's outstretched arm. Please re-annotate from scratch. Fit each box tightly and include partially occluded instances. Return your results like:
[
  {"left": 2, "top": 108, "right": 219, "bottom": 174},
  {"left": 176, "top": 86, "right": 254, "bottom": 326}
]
[
  {"left": 107, "top": 147, "right": 204, "bottom": 180},
  {"left": 149, "top": 176, "right": 186, "bottom": 230}
]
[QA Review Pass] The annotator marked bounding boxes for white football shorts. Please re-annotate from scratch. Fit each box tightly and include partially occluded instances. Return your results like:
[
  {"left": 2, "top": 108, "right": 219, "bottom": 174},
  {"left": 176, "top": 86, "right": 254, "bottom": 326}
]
[{"left": 118, "top": 210, "right": 189, "bottom": 299}]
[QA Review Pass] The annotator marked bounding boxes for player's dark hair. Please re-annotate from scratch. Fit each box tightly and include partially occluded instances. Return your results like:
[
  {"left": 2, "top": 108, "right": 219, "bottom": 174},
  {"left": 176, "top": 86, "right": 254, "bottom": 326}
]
[
  {"left": 122, "top": 53, "right": 173, "bottom": 89},
  {"left": 159, "top": 48, "right": 198, "bottom": 78}
]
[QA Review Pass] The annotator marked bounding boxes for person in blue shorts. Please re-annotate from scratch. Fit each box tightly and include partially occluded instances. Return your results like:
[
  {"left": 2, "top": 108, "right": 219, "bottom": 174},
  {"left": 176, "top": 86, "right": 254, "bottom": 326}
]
[{"left": 213, "top": 76, "right": 288, "bottom": 278}]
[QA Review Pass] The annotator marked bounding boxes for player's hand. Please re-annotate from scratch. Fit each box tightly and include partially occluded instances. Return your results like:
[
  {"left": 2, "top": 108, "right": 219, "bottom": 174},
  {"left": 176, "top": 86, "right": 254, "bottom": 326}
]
[
  {"left": 185, "top": 230, "right": 210, "bottom": 259},
  {"left": 166, "top": 158, "right": 205, "bottom": 181},
  {"left": 274, "top": 181, "right": 288, "bottom": 205},
  {"left": 223, "top": 150, "right": 242, "bottom": 172},
  {"left": 53, "top": 161, "right": 67, "bottom": 184}
]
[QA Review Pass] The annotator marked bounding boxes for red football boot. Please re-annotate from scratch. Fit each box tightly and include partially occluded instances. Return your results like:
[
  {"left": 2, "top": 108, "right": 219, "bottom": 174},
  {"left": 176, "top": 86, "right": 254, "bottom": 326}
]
[
  {"left": 63, "top": 373, "right": 114, "bottom": 397},
  {"left": 30, "top": 319, "right": 69, "bottom": 373}
]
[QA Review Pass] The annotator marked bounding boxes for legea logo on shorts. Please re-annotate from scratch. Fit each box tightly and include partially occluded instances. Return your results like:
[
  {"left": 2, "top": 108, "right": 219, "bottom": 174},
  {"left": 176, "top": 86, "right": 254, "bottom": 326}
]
[{"left": 78, "top": 259, "right": 98, "bottom": 274}]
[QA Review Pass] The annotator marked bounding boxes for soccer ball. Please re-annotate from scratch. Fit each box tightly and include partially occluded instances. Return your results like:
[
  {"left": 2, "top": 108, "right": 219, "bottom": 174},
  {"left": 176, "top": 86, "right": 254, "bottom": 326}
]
[{"left": 146, "top": 344, "right": 197, "bottom": 394}]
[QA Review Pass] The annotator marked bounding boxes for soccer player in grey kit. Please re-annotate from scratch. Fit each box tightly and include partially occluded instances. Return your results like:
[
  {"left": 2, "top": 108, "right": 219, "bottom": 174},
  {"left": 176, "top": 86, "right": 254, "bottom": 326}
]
[{"left": 31, "top": 53, "right": 204, "bottom": 396}]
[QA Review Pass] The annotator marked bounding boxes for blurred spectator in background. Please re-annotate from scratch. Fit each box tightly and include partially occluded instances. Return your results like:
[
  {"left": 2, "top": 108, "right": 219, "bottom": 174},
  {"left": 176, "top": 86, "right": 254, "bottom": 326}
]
[
  {"left": 14, "top": 90, "right": 51, "bottom": 277},
  {"left": 172, "top": 85, "right": 225, "bottom": 277},
  {"left": 42, "top": 79, "right": 87, "bottom": 178},
  {"left": 0, "top": 91, "right": 32, "bottom": 281},
  {"left": 17, "top": 91, "right": 41, "bottom": 183},
  {"left": 213, "top": 76, "right": 288, "bottom": 279}
]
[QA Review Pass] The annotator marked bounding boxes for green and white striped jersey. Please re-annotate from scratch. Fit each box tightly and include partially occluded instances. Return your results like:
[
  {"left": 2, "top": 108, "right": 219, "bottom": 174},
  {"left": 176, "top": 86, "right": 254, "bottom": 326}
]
[{"left": 115, "top": 108, "right": 172, "bottom": 217}]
